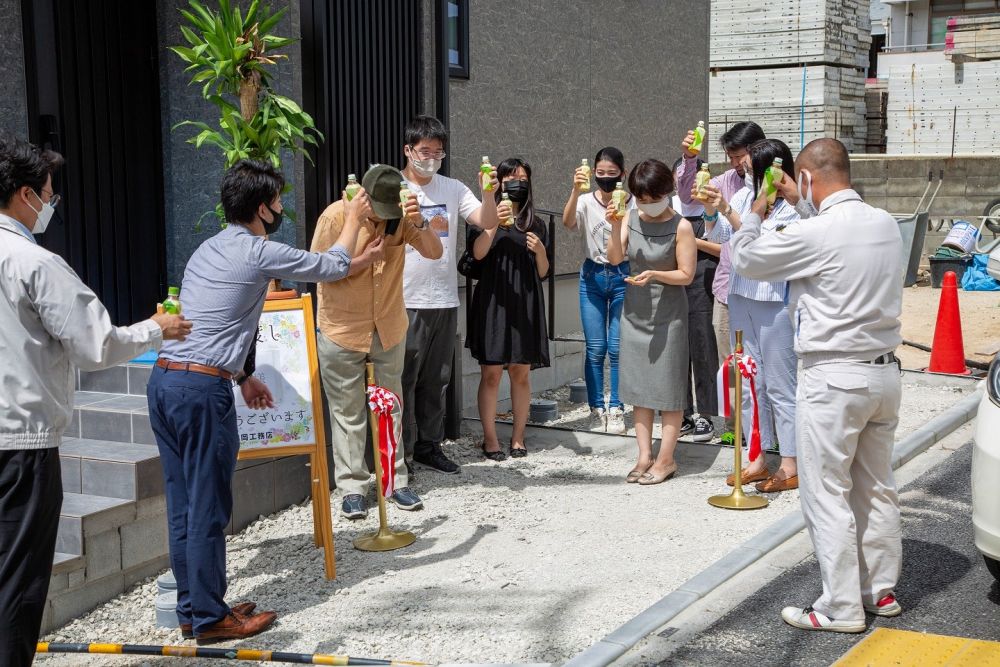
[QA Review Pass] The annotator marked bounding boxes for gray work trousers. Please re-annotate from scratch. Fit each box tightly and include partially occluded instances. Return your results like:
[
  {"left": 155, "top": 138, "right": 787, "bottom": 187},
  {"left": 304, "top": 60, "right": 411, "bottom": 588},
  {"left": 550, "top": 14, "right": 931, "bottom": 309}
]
[{"left": 798, "top": 361, "right": 902, "bottom": 623}]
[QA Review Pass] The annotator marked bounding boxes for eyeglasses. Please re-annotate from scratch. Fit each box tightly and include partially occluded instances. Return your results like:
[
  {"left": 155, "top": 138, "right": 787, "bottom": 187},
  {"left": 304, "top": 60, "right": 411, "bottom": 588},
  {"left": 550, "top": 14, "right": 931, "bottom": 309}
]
[
  {"left": 409, "top": 146, "right": 446, "bottom": 160},
  {"left": 37, "top": 188, "right": 60, "bottom": 209}
]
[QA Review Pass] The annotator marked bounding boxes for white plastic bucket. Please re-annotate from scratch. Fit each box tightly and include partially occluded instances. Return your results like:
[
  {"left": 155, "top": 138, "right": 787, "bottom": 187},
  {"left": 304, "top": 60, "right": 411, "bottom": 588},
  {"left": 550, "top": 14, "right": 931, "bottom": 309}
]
[{"left": 942, "top": 220, "right": 980, "bottom": 253}]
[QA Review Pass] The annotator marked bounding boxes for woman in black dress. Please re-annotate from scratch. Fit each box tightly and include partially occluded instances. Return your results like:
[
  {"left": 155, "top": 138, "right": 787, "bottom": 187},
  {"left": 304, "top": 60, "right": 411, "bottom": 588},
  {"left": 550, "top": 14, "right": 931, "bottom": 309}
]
[{"left": 467, "top": 157, "right": 550, "bottom": 460}]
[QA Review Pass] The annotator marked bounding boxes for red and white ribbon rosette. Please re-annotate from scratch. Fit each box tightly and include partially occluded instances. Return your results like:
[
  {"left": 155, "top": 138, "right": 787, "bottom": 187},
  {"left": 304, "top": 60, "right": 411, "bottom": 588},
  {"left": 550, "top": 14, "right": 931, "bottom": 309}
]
[
  {"left": 716, "top": 353, "right": 763, "bottom": 462},
  {"left": 366, "top": 384, "right": 401, "bottom": 498}
]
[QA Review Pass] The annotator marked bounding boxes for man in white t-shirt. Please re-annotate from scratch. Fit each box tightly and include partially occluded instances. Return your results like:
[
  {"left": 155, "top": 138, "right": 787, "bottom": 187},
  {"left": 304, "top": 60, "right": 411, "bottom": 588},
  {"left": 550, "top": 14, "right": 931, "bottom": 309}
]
[{"left": 400, "top": 116, "right": 500, "bottom": 476}]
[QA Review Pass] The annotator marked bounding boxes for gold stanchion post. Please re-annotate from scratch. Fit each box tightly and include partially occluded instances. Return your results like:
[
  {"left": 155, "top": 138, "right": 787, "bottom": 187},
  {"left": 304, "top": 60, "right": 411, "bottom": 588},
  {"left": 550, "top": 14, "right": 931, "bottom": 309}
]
[
  {"left": 353, "top": 361, "right": 416, "bottom": 551},
  {"left": 708, "top": 330, "right": 769, "bottom": 510}
]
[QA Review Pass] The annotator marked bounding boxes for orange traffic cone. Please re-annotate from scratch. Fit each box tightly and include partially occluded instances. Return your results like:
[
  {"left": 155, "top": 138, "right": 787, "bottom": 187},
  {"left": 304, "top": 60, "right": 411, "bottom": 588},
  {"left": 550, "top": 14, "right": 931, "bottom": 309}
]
[{"left": 927, "top": 271, "right": 971, "bottom": 375}]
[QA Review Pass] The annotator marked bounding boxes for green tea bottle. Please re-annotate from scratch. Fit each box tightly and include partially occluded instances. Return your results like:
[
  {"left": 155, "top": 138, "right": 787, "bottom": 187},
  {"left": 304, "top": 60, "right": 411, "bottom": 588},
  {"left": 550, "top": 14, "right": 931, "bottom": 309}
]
[
  {"left": 345, "top": 173, "right": 361, "bottom": 201},
  {"left": 579, "top": 158, "right": 591, "bottom": 193},
  {"left": 689, "top": 120, "right": 706, "bottom": 155},
  {"left": 480, "top": 156, "right": 494, "bottom": 191},
  {"left": 695, "top": 164, "right": 711, "bottom": 201},
  {"left": 764, "top": 157, "right": 784, "bottom": 207},
  {"left": 399, "top": 181, "right": 413, "bottom": 209},
  {"left": 162, "top": 287, "right": 181, "bottom": 315},
  {"left": 500, "top": 193, "right": 514, "bottom": 227},
  {"left": 612, "top": 182, "right": 627, "bottom": 219}
]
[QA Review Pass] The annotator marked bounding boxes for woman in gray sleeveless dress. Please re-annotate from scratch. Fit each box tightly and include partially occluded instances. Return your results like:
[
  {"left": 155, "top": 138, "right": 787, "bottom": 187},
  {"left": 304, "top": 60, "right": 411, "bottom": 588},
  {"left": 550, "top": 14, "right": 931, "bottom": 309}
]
[{"left": 607, "top": 159, "right": 697, "bottom": 485}]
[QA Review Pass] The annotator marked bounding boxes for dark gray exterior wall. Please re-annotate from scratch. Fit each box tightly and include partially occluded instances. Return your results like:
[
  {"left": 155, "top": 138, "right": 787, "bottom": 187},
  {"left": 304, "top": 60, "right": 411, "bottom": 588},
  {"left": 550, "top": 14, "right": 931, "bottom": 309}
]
[
  {"left": 0, "top": 0, "right": 28, "bottom": 138},
  {"left": 157, "top": 0, "right": 306, "bottom": 285},
  {"left": 447, "top": 0, "right": 710, "bottom": 274}
]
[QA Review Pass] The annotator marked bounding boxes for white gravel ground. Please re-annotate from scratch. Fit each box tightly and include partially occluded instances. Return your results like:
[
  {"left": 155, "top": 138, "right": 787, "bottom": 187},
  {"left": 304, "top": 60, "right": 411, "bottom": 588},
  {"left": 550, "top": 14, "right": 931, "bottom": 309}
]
[{"left": 37, "top": 376, "right": 976, "bottom": 666}]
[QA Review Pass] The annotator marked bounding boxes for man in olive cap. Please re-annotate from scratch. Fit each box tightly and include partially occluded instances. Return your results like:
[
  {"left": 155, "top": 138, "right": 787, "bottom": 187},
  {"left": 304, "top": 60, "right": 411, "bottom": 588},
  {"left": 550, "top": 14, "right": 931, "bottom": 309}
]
[{"left": 312, "top": 165, "right": 442, "bottom": 519}]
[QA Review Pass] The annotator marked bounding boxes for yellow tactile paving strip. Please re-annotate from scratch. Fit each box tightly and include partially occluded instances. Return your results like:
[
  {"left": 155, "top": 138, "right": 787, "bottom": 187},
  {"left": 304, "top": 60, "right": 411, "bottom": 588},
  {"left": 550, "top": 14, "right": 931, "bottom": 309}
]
[{"left": 834, "top": 628, "right": 1000, "bottom": 667}]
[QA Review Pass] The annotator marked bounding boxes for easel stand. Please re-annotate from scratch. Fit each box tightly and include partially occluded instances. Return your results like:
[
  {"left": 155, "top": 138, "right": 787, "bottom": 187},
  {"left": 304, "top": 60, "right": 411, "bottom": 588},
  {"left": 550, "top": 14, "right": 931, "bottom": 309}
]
[
  {"left": 353, "top": 361, "right": 416, "bottom": 552},
  {"left": 709, "top": 330, "right": 769, "bottom": 511}
]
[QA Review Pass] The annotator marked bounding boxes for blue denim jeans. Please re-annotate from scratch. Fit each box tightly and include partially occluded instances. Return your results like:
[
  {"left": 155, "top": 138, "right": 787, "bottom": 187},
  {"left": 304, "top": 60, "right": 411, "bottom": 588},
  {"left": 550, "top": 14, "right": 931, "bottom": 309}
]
[{"left": 579, "top": 258, "right": 629, "bottom": 410}]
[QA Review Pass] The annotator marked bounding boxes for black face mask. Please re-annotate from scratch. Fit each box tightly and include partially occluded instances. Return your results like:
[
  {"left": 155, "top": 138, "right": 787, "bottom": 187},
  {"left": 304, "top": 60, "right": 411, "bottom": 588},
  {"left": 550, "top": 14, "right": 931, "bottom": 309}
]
[
  {"left": 503, "top": 180, "right": 530, "bottom": 205},
  {"left": 262, "top": 203, "right": 284, "bottom": 235},
  {"left": 595, "top": 176, "right": 619, "bottom": 193}
]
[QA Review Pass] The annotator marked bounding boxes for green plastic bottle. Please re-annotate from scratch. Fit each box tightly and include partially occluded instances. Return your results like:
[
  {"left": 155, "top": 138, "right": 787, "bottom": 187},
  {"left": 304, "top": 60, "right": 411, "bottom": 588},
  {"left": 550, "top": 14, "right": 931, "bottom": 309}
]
[
  {"left": 345, "top": 173, "right": 361, "bottom": 201},
  {"left": 764, "top": 157, "right": 784, "bottom": 207},
  {"left": 612, "top": 182, "right": 627, "bottom": 219},
  {"left": 399, "top": 180, "right": 412, "bottom": 208},
  {"left": 162, "top": 287, "right": 181, "bottom": 315},
  {"left": 480, "top": 156, "right": 494, "bottom": 192},
  {"left": 689, "top": 120, "right": 706, "bottom": 155}
]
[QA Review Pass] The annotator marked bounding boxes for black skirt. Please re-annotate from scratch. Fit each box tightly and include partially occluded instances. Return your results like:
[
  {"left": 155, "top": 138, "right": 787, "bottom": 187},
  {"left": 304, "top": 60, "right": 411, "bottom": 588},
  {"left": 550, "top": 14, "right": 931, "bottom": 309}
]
[{"left": 465, "top": 219, "right": 550, "bottom": 368}]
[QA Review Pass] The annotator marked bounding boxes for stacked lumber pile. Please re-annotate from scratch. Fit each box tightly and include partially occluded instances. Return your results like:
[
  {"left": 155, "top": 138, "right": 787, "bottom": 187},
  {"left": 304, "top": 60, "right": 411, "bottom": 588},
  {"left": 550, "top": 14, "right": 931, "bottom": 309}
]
[
  {"left": 886, "top": 60, "right": 1000, "bottom": 155},
  {"left": 945, "top": 14, "right": 1000, "bottom": 63},
  {"left": 707, "top": 0, "right": 871, "bottom": 160}
]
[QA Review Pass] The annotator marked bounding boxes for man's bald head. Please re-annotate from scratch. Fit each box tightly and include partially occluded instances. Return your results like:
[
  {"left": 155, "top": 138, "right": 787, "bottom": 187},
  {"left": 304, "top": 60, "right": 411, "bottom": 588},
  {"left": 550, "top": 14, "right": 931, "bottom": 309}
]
[{"left": 797, "top": 138, "right": 851, "bottom": 185}]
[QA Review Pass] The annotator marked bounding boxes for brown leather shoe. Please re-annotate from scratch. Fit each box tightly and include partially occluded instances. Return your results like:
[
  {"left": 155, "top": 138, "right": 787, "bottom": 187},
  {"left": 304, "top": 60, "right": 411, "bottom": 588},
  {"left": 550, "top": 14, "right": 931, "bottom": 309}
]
[
  {"left": 180, "top": 602, "right": 258, "bottom": 639},
  {"left": 755, "top": 473, "right": 799, "bottom": 493},
  {"left": 195, "top": 611, "right": 278, "bottom": 644},
  {"left": 726, "top": 466, "right": 770, "bottom": 487}
]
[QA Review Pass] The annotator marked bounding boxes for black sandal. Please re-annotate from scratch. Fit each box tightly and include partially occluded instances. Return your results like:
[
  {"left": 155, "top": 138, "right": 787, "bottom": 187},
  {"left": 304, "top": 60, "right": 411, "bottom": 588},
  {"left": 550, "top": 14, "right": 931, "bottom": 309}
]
[
  {"left": 481, "top": 441, "right": 507, "bottom": 461},
  {"left": 509, "top": 443, "right": 527, "bottom": 458}
]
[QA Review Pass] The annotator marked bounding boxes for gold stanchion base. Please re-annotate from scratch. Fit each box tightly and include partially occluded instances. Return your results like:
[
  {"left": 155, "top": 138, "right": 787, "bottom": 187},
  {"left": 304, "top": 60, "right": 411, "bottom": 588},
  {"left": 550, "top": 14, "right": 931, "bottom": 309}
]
[
  {"left": 708, "top": 488, "right": 769, "bottom": 510},
  {"left": 353, "top": 528, "right": 416, "bottom": 552}
]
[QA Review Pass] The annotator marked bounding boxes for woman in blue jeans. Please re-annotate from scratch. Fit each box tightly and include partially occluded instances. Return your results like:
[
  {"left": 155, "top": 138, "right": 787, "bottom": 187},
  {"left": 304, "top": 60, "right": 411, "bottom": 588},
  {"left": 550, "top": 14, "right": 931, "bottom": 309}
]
[{"left": 562, "top": 147, "right": 634, "bottom": 434}]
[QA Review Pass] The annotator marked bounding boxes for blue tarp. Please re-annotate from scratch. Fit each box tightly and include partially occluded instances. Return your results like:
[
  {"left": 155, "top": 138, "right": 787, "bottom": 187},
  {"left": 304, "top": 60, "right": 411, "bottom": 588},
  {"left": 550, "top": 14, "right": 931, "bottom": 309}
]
[{"left": 961, "top": 254, "right": 1000, "bottom": 291}]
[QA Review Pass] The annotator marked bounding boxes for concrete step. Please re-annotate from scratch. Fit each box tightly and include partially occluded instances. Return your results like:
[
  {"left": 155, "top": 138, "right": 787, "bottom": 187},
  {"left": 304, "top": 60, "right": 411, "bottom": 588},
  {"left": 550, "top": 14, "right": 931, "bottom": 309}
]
[
  {"left": 78, "top": 363, "right": 153, "bottom": 396},
  {"left": 56, "top": 492, "right": 136, "bottom": 556},
  {"left": 52, "top": 552, "right": 85, "bottom": 576},
  {"left": 67, "top": 391, "right": 154, "bottom": 445},
  {"left": 60, "top": 438, "right": 163, "bottom": 500}
]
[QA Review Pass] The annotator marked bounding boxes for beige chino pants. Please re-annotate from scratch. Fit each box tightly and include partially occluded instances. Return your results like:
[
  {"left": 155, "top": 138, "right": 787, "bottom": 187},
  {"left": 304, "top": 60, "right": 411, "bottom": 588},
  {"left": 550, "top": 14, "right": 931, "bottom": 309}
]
[
  {"left": 317, "top": 331, "right": 408, "bottom": 498},
  {"left": 797, "top": 360, "right": 902, "bottom": 623}
]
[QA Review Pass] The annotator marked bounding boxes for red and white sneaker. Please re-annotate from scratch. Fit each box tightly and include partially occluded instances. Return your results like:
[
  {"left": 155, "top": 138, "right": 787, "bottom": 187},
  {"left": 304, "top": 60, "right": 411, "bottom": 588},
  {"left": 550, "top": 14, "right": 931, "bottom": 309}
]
[
  {"left": 781, "top": 606, "right": 866, "bottom": 633},
  {"left": 864, "top": 594, "right": 902, "bottom": 617}
]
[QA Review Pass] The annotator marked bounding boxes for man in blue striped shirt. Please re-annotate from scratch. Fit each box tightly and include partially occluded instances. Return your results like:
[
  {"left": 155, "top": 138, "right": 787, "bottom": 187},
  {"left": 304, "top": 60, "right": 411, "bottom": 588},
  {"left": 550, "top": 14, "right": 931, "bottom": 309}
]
[{"left": 147, "top": 160, "right": 371, "bottom": 643}]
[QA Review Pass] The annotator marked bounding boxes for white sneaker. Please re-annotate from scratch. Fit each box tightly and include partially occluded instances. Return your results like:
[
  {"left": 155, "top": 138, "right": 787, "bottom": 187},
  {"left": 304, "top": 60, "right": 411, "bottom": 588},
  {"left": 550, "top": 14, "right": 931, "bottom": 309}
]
[
  {"left": 864, "top": 593, "right": 902, "bottom": 617},
  {"left": 607, "top": 407, "right": 627, "bottom": 435},
  {"left": 781, "top": 606, "right": 866, "bottom": 633},
  {"left": 590, "top": 407, "right": 607, "bottom": 432}
]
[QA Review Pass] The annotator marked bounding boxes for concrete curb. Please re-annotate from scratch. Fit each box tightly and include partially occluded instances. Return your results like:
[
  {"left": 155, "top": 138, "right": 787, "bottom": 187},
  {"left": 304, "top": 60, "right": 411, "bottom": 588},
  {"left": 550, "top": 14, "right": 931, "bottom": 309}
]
[{"left": 563, "top": 385, "right": 984, "bottom": 667}]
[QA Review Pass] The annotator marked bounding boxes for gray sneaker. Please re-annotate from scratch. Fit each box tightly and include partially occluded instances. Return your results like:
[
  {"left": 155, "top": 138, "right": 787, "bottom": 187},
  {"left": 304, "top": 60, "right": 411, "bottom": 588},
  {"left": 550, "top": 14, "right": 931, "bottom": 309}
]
[
  {"left": 590, "top": 407, "right": 607, "bottom": 432},
  {"left": 607, "top": 406, "right": 627, "bottom": 435},
  {"left": 340, "top": 494, "right": 367, "bottom": 520},
  {"left": 389, "top": 487, "right": 423, "bottom": 511},
  {"left": 690, "top": 416, "right": 714, "bottom": 443}
]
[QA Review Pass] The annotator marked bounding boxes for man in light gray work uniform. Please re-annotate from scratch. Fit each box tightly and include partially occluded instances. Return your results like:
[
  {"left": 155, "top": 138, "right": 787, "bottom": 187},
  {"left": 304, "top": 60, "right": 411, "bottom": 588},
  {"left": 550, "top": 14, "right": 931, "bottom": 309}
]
[{"left": 730, "top": 138, "right": 904, "bottom": 633}]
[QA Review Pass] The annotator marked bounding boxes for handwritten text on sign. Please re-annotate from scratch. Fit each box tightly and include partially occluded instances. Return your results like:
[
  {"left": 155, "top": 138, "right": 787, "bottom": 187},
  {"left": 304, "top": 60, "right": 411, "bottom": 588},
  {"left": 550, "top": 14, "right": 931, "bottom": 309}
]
[{"left": 234, "top": 308, "right": 314, "bottom": 450}]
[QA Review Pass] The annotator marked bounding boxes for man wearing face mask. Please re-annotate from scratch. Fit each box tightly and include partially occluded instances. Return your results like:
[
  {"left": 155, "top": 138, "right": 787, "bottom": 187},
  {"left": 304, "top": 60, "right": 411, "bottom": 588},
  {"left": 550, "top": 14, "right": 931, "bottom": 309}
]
[
  {"left": 0, "top": 135, "right": 192, "bottom": 666},
  {"left": 312, "top": 164, "right": 442, "bottom": 519},
  {"left": 147, "top": 159, "right": 370, "bottom": 643},
  {"left": 729, "top": 138, "right": 904, "bottom": 633},
  {"left": 399, "top": 115, "right": 500, "bottom": 477}
]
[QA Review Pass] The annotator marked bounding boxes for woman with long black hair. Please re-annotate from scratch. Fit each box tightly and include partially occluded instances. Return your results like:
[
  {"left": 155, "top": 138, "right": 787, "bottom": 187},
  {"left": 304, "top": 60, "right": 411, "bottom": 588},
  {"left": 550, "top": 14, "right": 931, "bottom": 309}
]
[{"left": 467, "top": 157, "right": 550, "bottom": 460}]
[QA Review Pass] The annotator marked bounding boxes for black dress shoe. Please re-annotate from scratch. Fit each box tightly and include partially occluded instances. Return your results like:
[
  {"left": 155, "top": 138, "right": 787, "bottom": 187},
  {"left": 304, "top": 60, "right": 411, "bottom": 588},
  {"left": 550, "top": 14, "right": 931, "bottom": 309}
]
[
  {"left": 414, "top": 444, "right": 460, "bottom": 474},
  {"left": 481, "top": 442, "right": 507, "bottom": 461}
]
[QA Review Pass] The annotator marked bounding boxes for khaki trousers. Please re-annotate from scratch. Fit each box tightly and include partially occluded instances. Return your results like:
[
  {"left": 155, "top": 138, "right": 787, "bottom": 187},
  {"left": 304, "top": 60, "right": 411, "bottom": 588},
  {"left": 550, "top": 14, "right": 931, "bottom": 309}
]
[
  {"left": 797, "top": 361, "right": 902, "bottom": 622},
  {"left": 318, "top": 331, "right": 408, "bottom": 498}
]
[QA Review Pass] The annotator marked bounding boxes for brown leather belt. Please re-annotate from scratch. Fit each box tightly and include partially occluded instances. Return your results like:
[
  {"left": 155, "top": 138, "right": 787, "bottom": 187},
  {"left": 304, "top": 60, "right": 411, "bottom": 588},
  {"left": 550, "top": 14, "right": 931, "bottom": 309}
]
[{"left": 156, "top": 358, "right": 234, "bottom": 381}]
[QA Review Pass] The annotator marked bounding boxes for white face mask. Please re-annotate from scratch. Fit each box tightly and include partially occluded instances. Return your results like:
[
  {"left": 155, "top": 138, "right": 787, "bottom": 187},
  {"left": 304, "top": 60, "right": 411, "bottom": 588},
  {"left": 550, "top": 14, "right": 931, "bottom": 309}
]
[
  {"left": 797, "top": 169, "right": 816, "bottom": 212},
  {"left": 637, "top": 196, "right": 671, "bottom": 217},
  {"left": 407, "top": 148, "right": 442, "bottom": 177},
  {"left": 27, "top": 190, "right": 55, "bottom": 235}
]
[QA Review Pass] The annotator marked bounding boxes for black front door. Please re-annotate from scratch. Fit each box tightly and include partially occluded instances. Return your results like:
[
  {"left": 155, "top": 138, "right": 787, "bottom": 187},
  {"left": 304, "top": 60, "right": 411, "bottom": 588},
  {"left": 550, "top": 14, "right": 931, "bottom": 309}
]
[{"left": 21, "top": 0, "right": 167, "bottom": 326}]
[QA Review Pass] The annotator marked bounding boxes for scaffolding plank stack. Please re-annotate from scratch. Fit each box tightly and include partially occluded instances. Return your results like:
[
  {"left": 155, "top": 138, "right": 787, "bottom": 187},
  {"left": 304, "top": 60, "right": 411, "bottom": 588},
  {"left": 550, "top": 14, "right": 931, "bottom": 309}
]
[
  {"left": 886, "top": 60, "right": 1000, "bottom": 155},
  {"left": 707, "top": 0, "right": 871, "bottom": 161},
  {"left": 945, "top": 14, "right": 1000, "bottom": 63}
]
